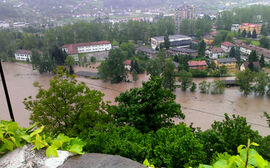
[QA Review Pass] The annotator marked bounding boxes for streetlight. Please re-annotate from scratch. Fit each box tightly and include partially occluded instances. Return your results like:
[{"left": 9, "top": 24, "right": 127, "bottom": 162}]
[{"left": 0, "top": 61, "right": 15, "bottom": 121}]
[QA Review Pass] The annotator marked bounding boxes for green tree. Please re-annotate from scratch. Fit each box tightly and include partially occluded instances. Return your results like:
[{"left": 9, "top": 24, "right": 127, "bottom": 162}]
[
  {"left": 190, "top": 82, "right": 197, "bottom": 92},
  {"left": 236, "top": 69, "right": 255, "bottom": 96},
  {"left": 132, "top": 69, "right": 138, "bottom": 82},
  {"left": 164, "top": 34, "right": 170, "bottom": 50},
  {"left": 146, "top": 58, "right": 163, "bottom": 77},
  {"left": 254, "top": 71, "right": 270, "bottom": 95},
  {"left": 31, "top": 49, "right": 41, "bottom": 70},
  {"left": 98, "top": 49, "right": 127, "bottom": 83},
  {"left": 23, "top": 69, "right": 111, "bottom": 136},
  {"left": 197, "top": 114, "right": 262, "bottom": 163},
  {"left": 247, "top": 31, "right": 252, "bottom": 38},
  {"left": 229, "top": 46, "right": 236, "bottom": 58},
  {"left": 90, "top": 56, "right": 96, "bottom": 63},
  {"left": 162, "top": 60, "right": 176, "bottom": 90},
  {"left": 248, "top": 50, "right": 259, "bottom": 71},
  {"left": 151, "top": 124, "right": 206, "bottom": 168},
  {"left": 111, "top": 77, "right": 185, "bottom": 133},
  {"left": 259, "top": 54, "right": 265, "bottom": 67},
  {"left": 178, "top": 70, "right": 192, "bottom": 91},
  {"left": 210, "top": 80, "right": 225, "bottom": 94},
  {"left": 65, "top": 55, "right": 75, "bottom": 75},
  {"left": 0, "top": 52, "right": 8, "bottom": 62},
  {"left": 260, "top": 36, "right": 270, "bottom": 49},
  {"left": 50, "top": 46, "right": 67, "bottom": 65},
  {"left": 219, "top": 65, "right": 227, "bottom": 76},
  {"left": 252, "top": 29, "right": 257, "bottom": 39},
  {"left": 242, "top": 29, "right": 247, "bottom": 38},
  {"left": 199, "top": 81, "right": 211, "bottom": 94},
  {"left": 198, "top": 40, "right": 206, "bottom": 57},
  {"left": 235, "top": 47, "right": 241, "bottom": 63}
]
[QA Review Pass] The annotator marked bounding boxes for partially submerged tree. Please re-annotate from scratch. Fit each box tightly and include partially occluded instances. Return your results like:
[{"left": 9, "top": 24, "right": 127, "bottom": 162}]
[
  {"left": 111, "top": 77, "right": 185, "bottom": 133},
  {"left": 24, "top": 68, "right": 111, "bottom": 136}
]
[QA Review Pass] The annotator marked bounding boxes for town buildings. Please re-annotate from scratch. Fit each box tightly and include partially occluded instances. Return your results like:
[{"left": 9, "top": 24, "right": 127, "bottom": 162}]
[
  {"left": 188, "top": 60, "right": 207, "bottom": 70},
  {"left": 62, "top": 41, "right": 112, "bottom": 61},
  {"left": 168, "top": 48, "right": 198, "bottom": 58},
  {"left": 215, "top": 58, "right": 237, "bottom": 70},
  {"left": 238, "top": 23, "right": 262, "bottom": 34},
  {"left": 135, "top": 46, "right": 157, "bottom": 58},
  {"left": 150, "top": 35, "right": 192, "bottom": 50},
  {"left": 174, "top": 5, "right": 195, "bottom": 33},
  {"left": 221, "top": 41, "right": 235, "bottom": 53},
  {"left": 207, "top": 47, "right": 225, "bottom": 59},
  {"left": 15, "top": 50, "right": 32, "bottom": 61},
  {"left": 240, "top": 62, "right": 261, "bottom": 71}
]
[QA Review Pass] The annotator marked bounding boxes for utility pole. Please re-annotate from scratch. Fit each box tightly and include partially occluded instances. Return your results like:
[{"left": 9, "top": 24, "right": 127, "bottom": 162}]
[{"left": 0, "top": 61, "right": 15, "bottom": 121}]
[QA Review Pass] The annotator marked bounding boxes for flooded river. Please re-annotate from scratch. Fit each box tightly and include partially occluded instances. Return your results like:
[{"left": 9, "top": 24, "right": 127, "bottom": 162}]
[{"left": 1, "top": 62, "right": 270, "bottom": 136}]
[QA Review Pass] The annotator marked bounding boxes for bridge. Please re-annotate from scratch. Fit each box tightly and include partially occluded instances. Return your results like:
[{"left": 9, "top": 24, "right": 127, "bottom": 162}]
[{"left": 221, "top": 80, "right": 239, "bottom": 87}]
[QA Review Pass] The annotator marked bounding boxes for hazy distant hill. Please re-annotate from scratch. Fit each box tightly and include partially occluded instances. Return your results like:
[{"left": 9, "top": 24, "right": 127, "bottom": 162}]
[{"left": 0, "top": 3, "right": 19, "bottom": 20}]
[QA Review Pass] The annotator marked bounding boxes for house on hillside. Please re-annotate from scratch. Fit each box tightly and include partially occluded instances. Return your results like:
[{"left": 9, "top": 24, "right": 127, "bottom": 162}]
[
  {"left": 188, "top": 60, "right": 207, "bottom": 70},
  {"left": 124, "top": 60, "right": 132, "bottom": 71},
  {"left": 207, "top": 47, "right": 224, "bottom": 59},
  {"left": 62, "top": 41, "right": 112, "bottom": 62},
  {"left": 240, "top": 62, "right": 261, "bottom": 71},
  {"left": 221, "top": 42, "right": 235, "bottom": 53},
  {"left": 215, "top": 58, "right": 237, "bottom": 70},
  {"left": 15, "top": 50, "right": 32, "bottom": 61}
]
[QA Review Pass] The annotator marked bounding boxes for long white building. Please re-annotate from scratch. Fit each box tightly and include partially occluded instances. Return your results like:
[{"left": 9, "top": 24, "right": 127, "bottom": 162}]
[
  {"left": 151, "top": 35, "right": 192, "bottom": 50},
  {"left": 15, "top": 50, "right": 32, "bottom": 61},
  {"left": 62, "top": 41, "right": 112, "bottom": 61}
]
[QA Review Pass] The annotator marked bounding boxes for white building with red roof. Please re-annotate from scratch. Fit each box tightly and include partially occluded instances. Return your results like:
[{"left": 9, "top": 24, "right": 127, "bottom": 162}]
[
  {"left": 208, "top": 47, "right": 224, "bottom": 59},
  {"left": 221, "top": 41, "right": 235, "bottom": 53},
  {"left": 188, "top": 60, "right": 207, "bottom": 70},
  {"left": 62, "top": 41, "right": 112, "bottom": 61},
  {"left": 15, "top": 50, "right": 32, "bottom": 61}
]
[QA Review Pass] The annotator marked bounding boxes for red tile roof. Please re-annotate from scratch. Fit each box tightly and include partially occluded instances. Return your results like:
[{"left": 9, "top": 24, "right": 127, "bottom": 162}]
[
  {"left": 124, "top": 60, "right": 132, "bottom": 65},
  {"left": 188, "top": 60, "right": 207, "bottom": 67},
  {"left": 221, "top": 41, "right": 234, "bottom": 47},
  {"left": 211, "top": 47, "right": 224, "bottom": 53},
  {"left": 62, "top": 41, "right": 111, "bottom": 55},
  {"left": 15, "top": 50, "right": 32, "bottom": 55}
]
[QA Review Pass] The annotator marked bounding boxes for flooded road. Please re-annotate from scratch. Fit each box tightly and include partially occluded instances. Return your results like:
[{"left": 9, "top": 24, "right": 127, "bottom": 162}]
[{"left": 1, "top": 62, "right": 270, "bottom": 136}]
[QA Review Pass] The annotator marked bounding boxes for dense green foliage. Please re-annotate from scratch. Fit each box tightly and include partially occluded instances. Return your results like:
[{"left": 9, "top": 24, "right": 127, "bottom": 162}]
[
  {"left": 23, "top": 69, "right": 111, "bottom": 136},
  {"left": 197, "top": 114, "right": 263, "bottom": 163},
  {"left": 178, "top": 70, "right": 193, "bottom": 91},
  {"left": 0, "top": 121, "right": 85, "bottom": 158},
  {"left": 162, "top": 60, "right": 176, "bottom": 90},
  {"left": 110, "top": 77, "right": 184, "bottom": 133},
  {"left": 236, "top": 69, "right": 255, "bottom": 96},
  {"left": 81, "top": 124, "right": 206, "bottom": 168},
  {"left": 98, "top": 49, "right": 127, "bottom": 83},
  {"left": 199, "top": 140, "right": 270, "bottom": 168}
]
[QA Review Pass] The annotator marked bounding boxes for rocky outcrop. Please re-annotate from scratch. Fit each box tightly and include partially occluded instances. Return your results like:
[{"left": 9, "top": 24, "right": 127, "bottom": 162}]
[
  {"left": 0, "top": 144, "right": 75, "bottom": 168},
  {"left": 0, "top": 145, "right": 146, "bottom": 168},
  {"left": 59, "top": 153, "right": 147, "bottom": 168}
]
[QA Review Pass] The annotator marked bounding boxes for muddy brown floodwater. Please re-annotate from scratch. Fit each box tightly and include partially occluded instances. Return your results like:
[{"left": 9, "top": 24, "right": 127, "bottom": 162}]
[{"left": 1, "top": 62, "right": 270, "bottom": 136}]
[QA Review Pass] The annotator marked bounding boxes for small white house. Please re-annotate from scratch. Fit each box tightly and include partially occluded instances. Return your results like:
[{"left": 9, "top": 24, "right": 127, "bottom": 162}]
[
  {"left": 231, "top": 24, "right": 239, "bottom": 32},
  {"left": 221, "top": 41, "right": 235, "bottom": 53},
  {"left": 209, "top": 47, "right": 225, "bottom": 59},
  {"left": 15, "top": 50, "right": 32, "bottom": 61}
]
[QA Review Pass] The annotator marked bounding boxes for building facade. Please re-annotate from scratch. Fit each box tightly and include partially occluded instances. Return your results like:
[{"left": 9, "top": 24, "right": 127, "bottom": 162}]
[
  {"left": 215, "top": 58, "right": 237, "bottom": 70},
  {"left": 15, "top": 50, "right": 32, "bottom": 61},
  {"left": 221, "top": 41, "right": 235, "bottom": 53},
  {"left": 188, "top": 60, "right": 207, "bottom": 70},
  {"left": 238, "top": 23, "right": 262, "bottom": 34},
  {"left": 151, "top": 35, "right": 192, "bottom": 50},
  {"left": 62, "top": 41, "right": 112, "bottom": 62},
  {"left": 174, "top": 5, "right": 195, "bottom": 33},
  {"left": 208, "top": 47, "right": 225, "bottom": 59}
]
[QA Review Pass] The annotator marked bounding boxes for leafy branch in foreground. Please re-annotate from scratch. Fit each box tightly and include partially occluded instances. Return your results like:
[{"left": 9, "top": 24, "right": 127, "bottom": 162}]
[
  {"left": 199, "top": 139, "right": 269, "bottom": 168},
  {"left": 0, "top": 120, "right": 85, "bottom": 158}
]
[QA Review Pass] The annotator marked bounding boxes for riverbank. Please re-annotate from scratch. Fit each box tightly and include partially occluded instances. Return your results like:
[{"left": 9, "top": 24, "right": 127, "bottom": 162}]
[{"left": 1, "top": 62, "right": 270, "bottom": 136}]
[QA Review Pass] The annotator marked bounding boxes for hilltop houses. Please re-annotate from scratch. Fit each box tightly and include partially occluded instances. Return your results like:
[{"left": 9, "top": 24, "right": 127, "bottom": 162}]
[
  {"left": 221, "top": 42, "right": 235, "bottom": 53},
  {"left": 62, "top": 41, "right": 112, "bottom": 62}
]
